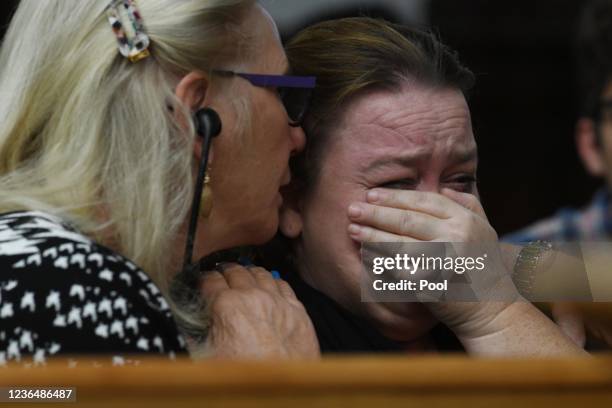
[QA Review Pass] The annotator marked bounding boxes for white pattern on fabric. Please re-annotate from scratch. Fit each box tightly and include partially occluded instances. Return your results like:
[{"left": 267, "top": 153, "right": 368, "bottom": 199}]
[{"left": 0, "top": 211, "right": 186, "bottom": 365}]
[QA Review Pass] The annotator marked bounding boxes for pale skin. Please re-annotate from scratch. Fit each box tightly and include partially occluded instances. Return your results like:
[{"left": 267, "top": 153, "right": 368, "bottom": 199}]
[
  {"left": 281, "top": 83, "right": 585, "bottom": 356},
  {"left": 200, "top": 264, "right": 319, "bottom": 359},
  {"left": 174, "top": 5, "right": 305, "bottom": 257},
  {"left": 174, "top": 4, "right": 319, "bottom": 359},
  {"left": 350, "top": 188, "right": 587, "bottom": 355}
]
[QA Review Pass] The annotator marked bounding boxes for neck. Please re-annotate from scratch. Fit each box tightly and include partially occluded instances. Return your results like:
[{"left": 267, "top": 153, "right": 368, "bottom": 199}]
[{"left": 397, "top": 335, "right": 435, "bottom": 352}]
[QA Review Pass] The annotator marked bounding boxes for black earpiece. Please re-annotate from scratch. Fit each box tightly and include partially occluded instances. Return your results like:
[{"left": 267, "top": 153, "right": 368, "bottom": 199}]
[
  {"left": 182, "top": 107, "right": 222, "bottom": 274},
  {"left": 193, "top": 107, "right": 222, "bottom": 139}
]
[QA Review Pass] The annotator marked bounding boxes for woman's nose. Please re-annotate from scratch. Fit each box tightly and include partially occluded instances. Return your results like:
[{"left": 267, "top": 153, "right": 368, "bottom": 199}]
[
  {"left": 416, "top": 181, "right": 441, "bottom": 194},
  {"left": 289, "top": 125, "right": 306, "bottom": 155}
]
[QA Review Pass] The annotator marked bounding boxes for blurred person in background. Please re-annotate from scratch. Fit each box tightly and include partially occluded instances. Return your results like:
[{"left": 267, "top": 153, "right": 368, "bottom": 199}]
[
  {"left": 505, "top": 0, "right": 612, "bottom": 243},
  {"left": 504, "top": 0, "right": 612, "bottom": 349}
]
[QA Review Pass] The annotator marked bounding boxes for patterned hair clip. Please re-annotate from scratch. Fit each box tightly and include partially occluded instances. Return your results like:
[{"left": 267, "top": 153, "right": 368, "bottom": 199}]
[{"left": 106, "top": 0, "right": 150, "bottom": 63}]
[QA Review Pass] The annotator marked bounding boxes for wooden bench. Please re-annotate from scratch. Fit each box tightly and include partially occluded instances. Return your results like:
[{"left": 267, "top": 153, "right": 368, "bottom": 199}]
[{"left": 2, "top": 355, "right": 612, "bottom": 407}]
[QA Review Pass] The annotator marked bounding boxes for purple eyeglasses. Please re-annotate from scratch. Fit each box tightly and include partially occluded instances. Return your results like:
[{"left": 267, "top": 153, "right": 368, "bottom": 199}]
[{"left": 213, "top": 70, "right": 316, "bottom": 126}]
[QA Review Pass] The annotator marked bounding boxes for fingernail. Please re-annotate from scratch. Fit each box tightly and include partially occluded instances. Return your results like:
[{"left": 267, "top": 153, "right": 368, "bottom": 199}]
[
  {"left": 366, "top": 190, "right": 387, "bottom": 203},
  {"left": 348, "top": 224, "right": 362, "bottom": 236},
  {"left": 215, "top": 262, "right": 236, "bottom": 272},
  {"left": 348, "top": 204, "right": 362, "bottom": 218},
  {"left": 271, "top": 270, "right": 281, "bottom": 280},
  {"left": 367, "top": 190, "right": 380, "bottom": 203}
]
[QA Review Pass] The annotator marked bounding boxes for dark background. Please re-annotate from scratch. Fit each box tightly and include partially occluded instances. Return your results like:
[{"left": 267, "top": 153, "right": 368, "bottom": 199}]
[
  {"left": 430, "top": 0, "right": 596, "bottom": 235},
  {"left": 0, "top": 2, "right": 14, "bottom": 37},
  {"left": 0, "top": 0, "right": 598, "bottom": 236}
]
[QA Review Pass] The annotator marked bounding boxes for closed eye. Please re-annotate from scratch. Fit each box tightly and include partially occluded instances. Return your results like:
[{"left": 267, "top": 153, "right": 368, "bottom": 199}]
[
  {"left": 378, "top": 179, "right": 417, "bottom": 190},
  {"left": 444, "top": 175, "right": 477, "bottom": 193},
  {"left": 378, "top": 176, "right": 477, "bottom": 192}
]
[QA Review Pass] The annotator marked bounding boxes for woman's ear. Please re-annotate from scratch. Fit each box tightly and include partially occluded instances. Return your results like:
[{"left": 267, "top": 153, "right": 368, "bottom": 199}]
[
  {"left": 279, "top": 187, "right": 304, "bottom": 238},
  {"left": 175, "top": 72, "right": 214, "bottom": 164},
  {"left": 576, "top": 117, "right": 605, "bottom": 177},
  {"left": 175, "top": 71, "right": 209, "bottom": 111}
]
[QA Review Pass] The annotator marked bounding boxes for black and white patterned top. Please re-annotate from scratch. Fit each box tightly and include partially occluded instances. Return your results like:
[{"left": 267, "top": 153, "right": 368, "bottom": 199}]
[{"left": 0, "top": 211, "right": 187, "bottom": 366}]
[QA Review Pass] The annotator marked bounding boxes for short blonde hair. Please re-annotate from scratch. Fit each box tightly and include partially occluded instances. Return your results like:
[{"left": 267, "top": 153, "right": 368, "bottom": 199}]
[{"left": 0, "top": 0, "right": 255, "bottom": 330}]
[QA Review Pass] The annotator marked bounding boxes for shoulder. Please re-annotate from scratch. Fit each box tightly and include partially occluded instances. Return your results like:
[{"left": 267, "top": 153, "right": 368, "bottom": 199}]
[
  {"left": 503, "top": 191, "right": 610, "bottom": 243},
  {"left": 502, "top": 213, "right": 570, "bottom": 243},
  {"left": 0, "top": 211, "right": 146, "bottom": 286},
  {"left": 0, "top": 210, "right": 91, "bottom": 257},
  {"left": 0, "top": 211, "right": 186, "bottom": 365}
]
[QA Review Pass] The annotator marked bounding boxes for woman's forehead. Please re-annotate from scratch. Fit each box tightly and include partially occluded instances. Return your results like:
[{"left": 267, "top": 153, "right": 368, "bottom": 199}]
[
  {"left": 243, "top": 3, "right": 288, "bottom": 72},
  {"left": 341, "top": 86, "right": 470, "bottom": 127},
  {"left": 331, "top": 88, "right": 474, "bottom": 156}
]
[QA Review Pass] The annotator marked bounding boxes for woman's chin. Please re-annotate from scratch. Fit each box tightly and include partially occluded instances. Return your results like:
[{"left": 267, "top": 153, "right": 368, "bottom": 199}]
[
  {"left": 365, "top": 302, "right": 438, "bottom": 342},
  {"left": 240, "top": 215, "right": 280, "bottom": 246}
]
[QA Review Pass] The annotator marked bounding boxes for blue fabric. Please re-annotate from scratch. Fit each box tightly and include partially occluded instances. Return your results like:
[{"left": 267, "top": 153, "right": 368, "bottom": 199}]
[{"left": 503, "top": 189, "right": 612, "bottom": 243}]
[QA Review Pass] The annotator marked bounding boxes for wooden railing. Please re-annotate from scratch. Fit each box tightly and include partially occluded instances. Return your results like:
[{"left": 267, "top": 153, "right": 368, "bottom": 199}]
[{"left": 1, "top": 355, "right": 612, "bottom": 407}]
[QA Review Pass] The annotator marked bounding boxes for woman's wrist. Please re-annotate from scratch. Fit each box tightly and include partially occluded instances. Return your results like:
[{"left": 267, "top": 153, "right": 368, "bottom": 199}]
[
  {"left": 499, "top": 242, "right": 522, "bottom": 272},
  {"left": 455, "top": 301, "right": 587, "bottom": 356},
  {"left": 446, "top": 300, "right": 517, "bottom": 344}
]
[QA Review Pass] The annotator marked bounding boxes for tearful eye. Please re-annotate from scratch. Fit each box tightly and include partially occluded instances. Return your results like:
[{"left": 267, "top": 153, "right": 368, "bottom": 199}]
[
  {"left": 379, "top": 179, "right": 417, "bottom": 190},
  {"left": 444, "top": 175, "right": 477, "bottom": 193}
]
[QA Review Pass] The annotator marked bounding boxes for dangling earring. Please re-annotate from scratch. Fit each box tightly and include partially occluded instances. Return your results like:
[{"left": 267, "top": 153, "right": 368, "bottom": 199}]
[{"left": 200, "top": 170, "right": 213, "bottom": 218}]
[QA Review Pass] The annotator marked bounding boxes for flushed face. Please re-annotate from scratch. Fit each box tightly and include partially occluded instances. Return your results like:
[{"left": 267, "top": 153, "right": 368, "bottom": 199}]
[{"left": 284, "top": 84, "right": 478, "bottom": 342}]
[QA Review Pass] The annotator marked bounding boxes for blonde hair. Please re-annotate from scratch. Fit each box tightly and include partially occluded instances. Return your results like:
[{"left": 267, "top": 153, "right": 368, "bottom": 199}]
[{"left": 0, "top": 0, "right": 255, "bottom": 331}]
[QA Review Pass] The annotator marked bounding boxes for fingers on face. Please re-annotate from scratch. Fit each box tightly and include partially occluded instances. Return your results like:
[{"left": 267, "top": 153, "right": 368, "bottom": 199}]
[
  {"left": 366, "top": 188, "right": 486, "bottom": 220},
  {"left": 367, "top": 189, "right": 453, "bottom": 219},
  {"left": 440, "top": 188, "right": 486, "bottom": 217},
  {"left": 349, "top": 203, "right": 440, "bottom": 241},
  {"left": 348, "top": 222, "right": 418, "bottom": 243}
]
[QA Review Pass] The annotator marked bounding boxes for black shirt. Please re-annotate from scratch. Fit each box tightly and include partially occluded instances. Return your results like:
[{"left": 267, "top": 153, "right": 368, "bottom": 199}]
[{"left": 285, "top": 272, "right": 463, "bottom": 353}]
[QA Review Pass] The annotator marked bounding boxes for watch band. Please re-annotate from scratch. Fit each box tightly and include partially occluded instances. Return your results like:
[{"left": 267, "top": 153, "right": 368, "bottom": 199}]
[{"left": 512, "top": 240, "right": 553, "bottom": 299}]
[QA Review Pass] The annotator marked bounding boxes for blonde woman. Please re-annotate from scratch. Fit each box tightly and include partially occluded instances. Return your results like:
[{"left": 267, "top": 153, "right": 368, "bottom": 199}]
[{"left": 0, "top": 0, "right": 319, "bottom": 364}]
